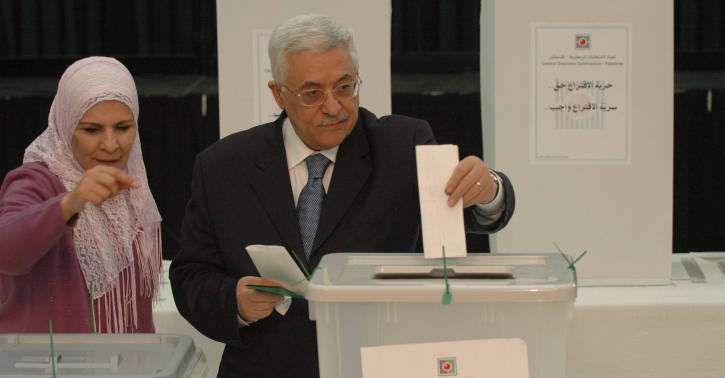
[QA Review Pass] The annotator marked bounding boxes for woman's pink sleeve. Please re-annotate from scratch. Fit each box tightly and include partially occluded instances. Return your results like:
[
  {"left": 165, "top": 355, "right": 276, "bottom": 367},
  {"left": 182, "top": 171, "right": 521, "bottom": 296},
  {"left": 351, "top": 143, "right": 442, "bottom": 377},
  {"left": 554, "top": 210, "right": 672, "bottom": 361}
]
[{"left": 0, "top": 167, "right": 74, "bottom": 276}]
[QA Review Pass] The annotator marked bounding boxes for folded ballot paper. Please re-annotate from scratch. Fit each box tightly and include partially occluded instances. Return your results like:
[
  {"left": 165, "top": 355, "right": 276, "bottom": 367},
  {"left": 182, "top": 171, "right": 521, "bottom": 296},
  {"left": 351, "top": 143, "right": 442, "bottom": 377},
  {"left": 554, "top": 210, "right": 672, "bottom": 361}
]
[
  {"left": 245, "top": 244, "right": 309, "bottom": 299},
  {"left": 415, "top": 145, "right": 467, "bottom": 259}
]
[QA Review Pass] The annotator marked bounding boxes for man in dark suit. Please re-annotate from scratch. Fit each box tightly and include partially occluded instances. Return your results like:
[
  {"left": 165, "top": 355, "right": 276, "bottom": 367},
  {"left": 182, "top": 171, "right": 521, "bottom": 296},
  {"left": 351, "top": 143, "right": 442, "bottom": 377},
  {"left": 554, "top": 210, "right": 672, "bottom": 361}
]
[{"left": 170, "top": 13, "right": 515, "bottom": 378}]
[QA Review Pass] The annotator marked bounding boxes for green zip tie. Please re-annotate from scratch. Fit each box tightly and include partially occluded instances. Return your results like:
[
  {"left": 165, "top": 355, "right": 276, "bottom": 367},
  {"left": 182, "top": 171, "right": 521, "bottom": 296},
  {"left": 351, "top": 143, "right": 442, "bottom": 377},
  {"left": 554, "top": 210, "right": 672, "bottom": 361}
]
[
  {"left": 553, "top": 242, "right": 587, "bottom": 286},
  {"left": 89, "top": 283, "right": 95, "bottom": 333},
  {"left": 49, "top": 319, "right": 56, "bottom": 378},
  {"left": 441, "top": 245, "right": 452, "bottom": 305}
]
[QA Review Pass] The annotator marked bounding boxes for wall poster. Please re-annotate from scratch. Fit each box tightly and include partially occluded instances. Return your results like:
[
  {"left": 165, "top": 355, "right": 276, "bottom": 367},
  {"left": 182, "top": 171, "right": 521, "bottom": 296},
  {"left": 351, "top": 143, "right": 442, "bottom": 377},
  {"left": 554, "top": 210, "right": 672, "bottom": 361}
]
[{"left": 531, "top": 24, "right": 631, "bottom": 164}]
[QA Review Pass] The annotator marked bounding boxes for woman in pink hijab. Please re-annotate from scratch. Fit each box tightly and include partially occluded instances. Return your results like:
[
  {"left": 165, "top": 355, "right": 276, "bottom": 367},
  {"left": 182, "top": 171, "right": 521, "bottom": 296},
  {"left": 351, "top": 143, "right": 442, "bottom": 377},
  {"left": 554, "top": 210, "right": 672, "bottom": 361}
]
[{"left": 0, "top": 57, "right": 162, "bottom": 333}]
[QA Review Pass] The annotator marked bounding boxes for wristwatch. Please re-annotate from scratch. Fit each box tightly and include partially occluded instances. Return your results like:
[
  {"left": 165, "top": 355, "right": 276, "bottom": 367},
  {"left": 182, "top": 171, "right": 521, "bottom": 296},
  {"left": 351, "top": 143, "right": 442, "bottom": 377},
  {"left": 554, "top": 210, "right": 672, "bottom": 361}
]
[{"left": 488, "top": 169, "right": 500, "bottom": 199}]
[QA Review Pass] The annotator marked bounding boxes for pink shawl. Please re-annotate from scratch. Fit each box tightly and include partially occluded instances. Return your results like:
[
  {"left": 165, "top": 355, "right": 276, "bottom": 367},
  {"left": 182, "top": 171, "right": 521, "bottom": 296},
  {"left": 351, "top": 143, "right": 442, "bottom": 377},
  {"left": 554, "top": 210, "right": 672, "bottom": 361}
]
[{"left": 23, "top": 56, "right": 162, "bottom": 332}]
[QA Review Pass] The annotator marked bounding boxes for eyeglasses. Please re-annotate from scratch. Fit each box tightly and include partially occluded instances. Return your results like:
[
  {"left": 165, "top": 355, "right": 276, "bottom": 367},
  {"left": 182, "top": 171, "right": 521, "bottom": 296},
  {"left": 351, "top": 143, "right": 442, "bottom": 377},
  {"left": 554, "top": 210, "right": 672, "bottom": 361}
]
[{"left": 283, "top": 77, "right": 362, "bottom": 107}]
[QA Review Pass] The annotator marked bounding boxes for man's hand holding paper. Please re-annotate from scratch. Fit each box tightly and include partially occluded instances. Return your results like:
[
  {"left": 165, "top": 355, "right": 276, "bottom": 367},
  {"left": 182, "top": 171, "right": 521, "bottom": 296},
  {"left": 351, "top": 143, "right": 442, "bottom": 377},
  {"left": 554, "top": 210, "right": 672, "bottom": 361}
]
[
  {"left": 445, "top": 155, "right": 498, "bottom": 208},
  {"left": 236, "top": 276, "right": 285, "bottom": 323}
]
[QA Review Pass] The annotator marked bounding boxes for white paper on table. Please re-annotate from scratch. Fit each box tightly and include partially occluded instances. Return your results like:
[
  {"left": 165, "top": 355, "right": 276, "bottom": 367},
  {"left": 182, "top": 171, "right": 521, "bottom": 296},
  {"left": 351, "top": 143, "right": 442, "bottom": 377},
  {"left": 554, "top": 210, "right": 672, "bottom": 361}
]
[
  {"left": 361, "top": 338, "right": 529, "bottom": 378},
  {"left": 416, "top": 145, "right": 467, "bottom": 259},
  {"left": 245, "top": 244, "right": 308, "bottom": 296}
]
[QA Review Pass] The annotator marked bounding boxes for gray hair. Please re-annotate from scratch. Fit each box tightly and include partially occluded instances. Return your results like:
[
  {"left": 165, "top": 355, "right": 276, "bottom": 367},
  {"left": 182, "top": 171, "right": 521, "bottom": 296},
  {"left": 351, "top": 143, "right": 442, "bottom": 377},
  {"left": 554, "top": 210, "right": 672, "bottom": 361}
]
[{"left": 268, "top": 14, "right": 359, "bottom": 84}]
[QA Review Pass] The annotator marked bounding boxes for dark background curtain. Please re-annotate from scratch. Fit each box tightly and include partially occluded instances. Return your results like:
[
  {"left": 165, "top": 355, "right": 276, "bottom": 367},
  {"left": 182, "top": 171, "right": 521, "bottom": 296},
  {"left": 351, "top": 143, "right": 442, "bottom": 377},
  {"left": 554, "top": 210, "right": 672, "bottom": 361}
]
[
  {"left": 2, "top": 0, "right": 725, "bottom": 256},
  {"left": 0, "top": 0, "right": 216, "bottom": 75},
  {"left": 673, "top": 90, "right": 725, "bottom": 251},
  {"left": 675, "top": 0, "right": 725, "bottom": 69},
  {"left": 0, "top": 97, "right": 51, "bottom": 177},
  {"left": 391, "top": 0, "right": 480, "bottom": 52},
  {"left": 136, "top": 95, "right": 219, "bottom": 258}
]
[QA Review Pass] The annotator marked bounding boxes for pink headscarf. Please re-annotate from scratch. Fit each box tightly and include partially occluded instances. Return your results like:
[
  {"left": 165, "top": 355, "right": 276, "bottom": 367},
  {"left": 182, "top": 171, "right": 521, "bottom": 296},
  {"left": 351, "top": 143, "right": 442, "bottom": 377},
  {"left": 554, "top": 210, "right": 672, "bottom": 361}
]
[{"left": 24, "top": 57, "right": 162, "bottom": 331}]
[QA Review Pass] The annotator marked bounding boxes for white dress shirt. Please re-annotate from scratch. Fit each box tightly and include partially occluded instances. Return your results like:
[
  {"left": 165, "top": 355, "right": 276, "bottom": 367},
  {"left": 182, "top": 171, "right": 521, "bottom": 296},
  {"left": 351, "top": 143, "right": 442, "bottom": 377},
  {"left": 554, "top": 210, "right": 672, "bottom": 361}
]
[{"left": 283, "top": 118, "right": 339, "bottom": 205}]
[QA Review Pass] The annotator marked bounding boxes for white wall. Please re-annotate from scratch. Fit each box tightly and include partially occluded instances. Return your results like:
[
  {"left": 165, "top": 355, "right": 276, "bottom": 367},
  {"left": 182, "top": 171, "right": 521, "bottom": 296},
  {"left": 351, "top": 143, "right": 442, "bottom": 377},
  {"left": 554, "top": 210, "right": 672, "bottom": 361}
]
[
  {"left": 216, "top": 0, "right": 392, "bottom": 137},
  {"left": 481, "top": 0, "right": 673, "bottom": 284}
]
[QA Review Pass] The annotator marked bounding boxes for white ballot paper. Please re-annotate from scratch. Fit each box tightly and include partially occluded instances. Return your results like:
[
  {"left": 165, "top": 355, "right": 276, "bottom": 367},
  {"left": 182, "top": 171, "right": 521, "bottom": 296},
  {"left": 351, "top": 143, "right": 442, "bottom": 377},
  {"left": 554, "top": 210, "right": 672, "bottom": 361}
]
[
  {"left": 245, "top": 244, "right": 308, "bottom": 296},
  {"left": 416, "top": 145, "right": 467, "bottom": 259},
  {"left": 361, "top": 338, "right": 529, "bottom": 378}
]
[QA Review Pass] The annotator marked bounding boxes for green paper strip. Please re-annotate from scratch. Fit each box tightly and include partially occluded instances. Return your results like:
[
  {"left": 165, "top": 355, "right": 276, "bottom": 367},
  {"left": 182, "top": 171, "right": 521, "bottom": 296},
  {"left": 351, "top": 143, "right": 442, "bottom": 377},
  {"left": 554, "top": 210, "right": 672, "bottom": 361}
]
[
  {"left": 246, "top": 284, "right": 305, "bottom": 299},
  {"left": 248, "top": 249, "right": 314, "bottom": 297},
  {"left": 49, "top": 319, "right": 56, "bottom": 378}
]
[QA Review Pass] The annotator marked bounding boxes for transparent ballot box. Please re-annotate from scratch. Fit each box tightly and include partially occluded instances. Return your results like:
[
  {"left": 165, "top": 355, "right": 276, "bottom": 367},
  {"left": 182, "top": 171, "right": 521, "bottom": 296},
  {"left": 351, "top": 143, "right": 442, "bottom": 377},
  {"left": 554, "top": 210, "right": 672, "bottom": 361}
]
[
  {"left": 0, "top": 333, "right": 206, "bottom": 378},
  {"left": 306, "top": 253, "right": 577, "bottom": 378}
]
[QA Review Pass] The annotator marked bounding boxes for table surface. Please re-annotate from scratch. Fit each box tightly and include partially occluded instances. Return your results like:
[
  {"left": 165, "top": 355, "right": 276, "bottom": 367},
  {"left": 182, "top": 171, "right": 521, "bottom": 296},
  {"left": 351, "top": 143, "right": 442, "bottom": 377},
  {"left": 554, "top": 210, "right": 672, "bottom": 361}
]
[{"left": 154, "top": 253, "right": 725, "bottom": 378}]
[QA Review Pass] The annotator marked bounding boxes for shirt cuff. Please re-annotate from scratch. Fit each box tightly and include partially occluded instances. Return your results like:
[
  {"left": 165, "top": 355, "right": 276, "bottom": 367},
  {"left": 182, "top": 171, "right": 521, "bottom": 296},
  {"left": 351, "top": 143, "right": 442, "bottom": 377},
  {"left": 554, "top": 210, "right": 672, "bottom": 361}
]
[
  {"left": 476, "top": 170, "right": 504, "bottom": 214},
  {"left": 236, "top": 296, "right": 292, "bottom": 327},
  {"left": 472, "top": 170, "right": 505, "bottom": 225},
  {"left": 275, "top": 296, "right": 292, "bottom": 316},
  {"left": 236, "top": 313, "right": 251, "bottom": 327}
]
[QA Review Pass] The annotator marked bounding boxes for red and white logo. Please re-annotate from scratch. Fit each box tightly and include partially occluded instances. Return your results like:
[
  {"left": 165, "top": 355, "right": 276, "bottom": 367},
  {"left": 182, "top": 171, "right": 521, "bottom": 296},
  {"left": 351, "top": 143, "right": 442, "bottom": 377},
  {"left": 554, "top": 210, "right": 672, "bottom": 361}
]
[
  {"left": 437, "top": 357, "right": 457, "bottom": 376},
  {"left": 576, "top": 34, "right": 590, "bottom": 49}
]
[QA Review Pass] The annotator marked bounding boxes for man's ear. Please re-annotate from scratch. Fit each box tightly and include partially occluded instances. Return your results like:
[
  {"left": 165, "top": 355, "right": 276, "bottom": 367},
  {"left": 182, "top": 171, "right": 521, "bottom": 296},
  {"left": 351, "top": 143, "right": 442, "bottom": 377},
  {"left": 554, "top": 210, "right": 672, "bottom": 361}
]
[{"left": 268, "top": 80, "right": 285, "bottom": 110}]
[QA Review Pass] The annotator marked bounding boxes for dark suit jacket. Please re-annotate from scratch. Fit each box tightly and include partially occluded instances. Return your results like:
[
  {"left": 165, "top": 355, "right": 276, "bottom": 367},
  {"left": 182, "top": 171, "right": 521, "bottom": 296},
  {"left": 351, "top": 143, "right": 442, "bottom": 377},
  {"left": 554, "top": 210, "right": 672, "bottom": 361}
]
[{"left": 169, "top": 108, "right": 515, "bottom": 377}]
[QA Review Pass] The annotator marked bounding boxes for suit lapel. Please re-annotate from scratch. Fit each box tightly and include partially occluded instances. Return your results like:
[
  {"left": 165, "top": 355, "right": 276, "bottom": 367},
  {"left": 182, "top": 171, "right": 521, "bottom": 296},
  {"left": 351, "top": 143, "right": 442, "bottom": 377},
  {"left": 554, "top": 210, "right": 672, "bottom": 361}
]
[
  {"left": 249, "top": 117, "right": 305, "bottom": 256},
  {"left": 311, "top": 116, "right": 372, "bottom": 255}
]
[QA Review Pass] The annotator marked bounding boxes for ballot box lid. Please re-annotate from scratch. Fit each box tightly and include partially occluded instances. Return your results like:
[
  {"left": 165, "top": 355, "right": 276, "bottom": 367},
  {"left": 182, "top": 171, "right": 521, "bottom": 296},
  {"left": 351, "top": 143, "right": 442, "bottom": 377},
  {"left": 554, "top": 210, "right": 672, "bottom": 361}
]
[
  {"left": 0, "top": 333, "right": 206, "bottom": 378},
  {"left": 306, "top": 253, "right": 577, "bottom": 303}
]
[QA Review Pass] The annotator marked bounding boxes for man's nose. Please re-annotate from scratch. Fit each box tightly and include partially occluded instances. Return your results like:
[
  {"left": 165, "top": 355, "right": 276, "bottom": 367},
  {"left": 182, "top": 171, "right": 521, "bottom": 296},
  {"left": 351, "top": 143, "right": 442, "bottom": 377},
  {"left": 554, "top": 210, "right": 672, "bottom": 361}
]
[
  {"left": 320, "top": 90, "right": 342, "bottom": 115},
  {"left": 100, "top": 129, "right": 119, "bottom": 151}
]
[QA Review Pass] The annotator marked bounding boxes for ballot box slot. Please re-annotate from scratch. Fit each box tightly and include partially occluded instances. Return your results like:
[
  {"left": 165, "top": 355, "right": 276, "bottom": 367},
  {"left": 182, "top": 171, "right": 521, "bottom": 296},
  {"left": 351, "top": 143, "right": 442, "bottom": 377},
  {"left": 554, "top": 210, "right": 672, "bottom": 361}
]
[{"left": 373, "top": 265, "right": 514, "bottom": 279}]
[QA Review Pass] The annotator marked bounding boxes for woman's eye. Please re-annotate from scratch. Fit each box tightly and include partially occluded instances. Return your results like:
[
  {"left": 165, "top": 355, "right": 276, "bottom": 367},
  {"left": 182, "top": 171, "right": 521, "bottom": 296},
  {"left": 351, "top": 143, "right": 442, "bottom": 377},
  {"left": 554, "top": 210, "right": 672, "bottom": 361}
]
[{"left": 83, "top": 128, "right": 99, "bottom": 134}]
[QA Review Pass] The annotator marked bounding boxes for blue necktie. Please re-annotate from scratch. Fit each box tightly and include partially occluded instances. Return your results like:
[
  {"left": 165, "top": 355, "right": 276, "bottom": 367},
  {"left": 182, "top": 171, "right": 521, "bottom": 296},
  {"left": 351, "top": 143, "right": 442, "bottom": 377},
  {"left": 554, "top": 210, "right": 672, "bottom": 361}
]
[{"left": 298, "top": 154, "right": 331, "bottom": 259}]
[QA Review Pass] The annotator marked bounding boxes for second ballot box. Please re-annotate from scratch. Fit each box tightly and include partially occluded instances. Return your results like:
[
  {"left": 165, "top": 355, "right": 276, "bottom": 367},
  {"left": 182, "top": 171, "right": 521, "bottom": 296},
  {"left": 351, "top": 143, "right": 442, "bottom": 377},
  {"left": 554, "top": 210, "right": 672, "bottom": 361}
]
[{"left": 0, "top": 333, "right": 206, "bottom": 378}]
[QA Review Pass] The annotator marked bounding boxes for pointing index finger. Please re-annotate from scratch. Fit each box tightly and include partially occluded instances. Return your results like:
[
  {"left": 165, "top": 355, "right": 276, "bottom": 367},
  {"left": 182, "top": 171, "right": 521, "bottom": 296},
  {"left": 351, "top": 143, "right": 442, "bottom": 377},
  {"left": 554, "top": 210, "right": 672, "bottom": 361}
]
[{"left": 106, "top": 167, "right": 141, "bottom": 189}]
